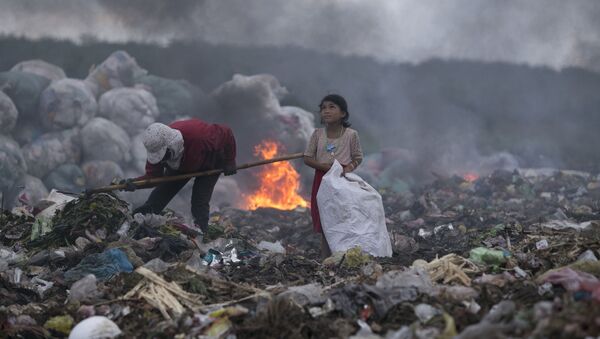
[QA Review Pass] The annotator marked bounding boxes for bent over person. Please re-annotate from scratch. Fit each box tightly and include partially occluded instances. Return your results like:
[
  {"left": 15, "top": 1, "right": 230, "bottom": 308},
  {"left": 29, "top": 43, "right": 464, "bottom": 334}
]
[{"left": 125, "top": 118, "right": 237, "bottom": 232}]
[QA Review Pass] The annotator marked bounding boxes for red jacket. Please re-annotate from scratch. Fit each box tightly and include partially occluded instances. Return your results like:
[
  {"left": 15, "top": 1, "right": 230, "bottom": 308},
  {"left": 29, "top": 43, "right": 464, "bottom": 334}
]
[{"left": 139, "top": 119, "right": 236, "bottom": 179}]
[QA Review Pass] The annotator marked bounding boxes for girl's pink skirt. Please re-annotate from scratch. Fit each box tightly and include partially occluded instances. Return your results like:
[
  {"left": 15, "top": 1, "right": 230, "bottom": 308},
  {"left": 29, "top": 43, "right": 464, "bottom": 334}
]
[{"left": 310, "top": 169, "right": 326, "bottom": 233}]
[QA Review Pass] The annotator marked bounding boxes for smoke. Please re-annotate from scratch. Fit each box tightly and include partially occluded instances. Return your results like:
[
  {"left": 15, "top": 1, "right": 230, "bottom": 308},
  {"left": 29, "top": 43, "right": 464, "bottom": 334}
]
[
  {"left": 0, "top": 0, "right": 599, "bottom": 71},
  {"left": 1, "top": 1, "right": 600, "bottom": 211}
]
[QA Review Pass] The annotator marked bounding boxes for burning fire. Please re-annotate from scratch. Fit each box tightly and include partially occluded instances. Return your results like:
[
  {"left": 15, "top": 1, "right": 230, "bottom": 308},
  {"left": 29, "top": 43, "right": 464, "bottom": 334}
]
[
  {"left": 462, "top": 172, "right": 479, "bottom": 183},
  {"left": 244, "top": 140, "right": 308, "bottom": 210}
]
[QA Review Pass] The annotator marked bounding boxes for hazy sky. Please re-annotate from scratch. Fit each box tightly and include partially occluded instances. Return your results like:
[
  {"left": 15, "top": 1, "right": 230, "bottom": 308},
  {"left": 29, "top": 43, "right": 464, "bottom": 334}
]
[{"left": 1, "top": 0, "right": 599, "bottom": 71}]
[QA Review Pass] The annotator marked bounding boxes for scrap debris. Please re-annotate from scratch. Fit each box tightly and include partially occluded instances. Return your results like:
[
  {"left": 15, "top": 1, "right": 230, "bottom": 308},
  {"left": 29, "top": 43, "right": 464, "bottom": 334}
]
[
  {"left": 2, "top": 168, "right": 600, "bottom": 337},
  {"left": 123, "top": 267, "right": 204, "bottom": 320}
]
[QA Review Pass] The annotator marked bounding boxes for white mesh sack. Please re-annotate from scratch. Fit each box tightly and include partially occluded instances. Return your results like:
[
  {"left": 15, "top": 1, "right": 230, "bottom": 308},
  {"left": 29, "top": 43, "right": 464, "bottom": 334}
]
[
  {"left": 85, "top": 50, "right": 147, "bottom": 97},
  {"left": 0, "top": 135, "right": 27, "bottom": 194},
  {"left": 22, "top": 128, "right": 81, "bottom": 178},
  {"left": 39, "top": 78, "right": 97, "bottom": 131},
  {"left": 11, "top": 59, "right": 66, "bottom": 82},
  {"left": 81, "top": 117, "right": 131, "bottom": 164},
  {"left": 98, "top": 87, "right": 159, "bottom": 135},
  {"left": 0, "top": 91, "right": 18, "bottom": 133},
  {"left": 81, "top": 160, "right": 124, "bottom": 189}
]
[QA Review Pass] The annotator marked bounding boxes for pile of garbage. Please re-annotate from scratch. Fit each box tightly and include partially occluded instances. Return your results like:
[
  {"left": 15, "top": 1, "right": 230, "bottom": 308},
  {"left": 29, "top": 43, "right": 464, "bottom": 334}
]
[{"left": 1, "top": 167, "right": 600, "bottom": 338}]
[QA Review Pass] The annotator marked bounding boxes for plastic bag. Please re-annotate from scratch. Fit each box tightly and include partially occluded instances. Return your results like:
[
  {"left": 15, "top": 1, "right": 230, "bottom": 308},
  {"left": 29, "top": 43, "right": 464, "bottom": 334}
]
[
  {"left": 39, "top": 78, "right": 97, "bottom": 130},
  {"left": 81, "top": 117, "right": 130, "bottom": 163},
  {"left": 11, "top": 59, "right": 66, "bottom": 81},
  {"left": 36, "top": 189, "right": 77, "bottom": 219},
  {"left": 22, "top": 128, "right": 81, "bottom": 178},
  {"left": 69, "top": 316, "right": 122, "bottom": 339},
  {"left": 469, "top": 247, "right": 508, "bottom": 266},
  {"left": 98, "top": 87, "right": 159, "bottom": 134},
  {"left": 0, "top": 71, "right": 50, "bottom": 118},
  {"left": 85, "top": 50, "right": 147, "bottom": 97},
  {"left": 68, "top": 274, "right": 102, "bottom": 303},
  {"left": 64, "top": 248, "right": 133, "bottom": 283},
  {"left": 0, "top": 90, "right": 18, "bottom": 133},
  {"left": 316, "top": 160, "right": 392, "bottom": 257}
]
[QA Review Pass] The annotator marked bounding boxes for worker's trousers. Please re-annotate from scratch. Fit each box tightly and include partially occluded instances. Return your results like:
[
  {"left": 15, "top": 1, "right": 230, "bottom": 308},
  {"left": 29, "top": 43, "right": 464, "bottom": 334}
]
[{"left": 133, "top": 174, "right": 220, "bottom": 231}]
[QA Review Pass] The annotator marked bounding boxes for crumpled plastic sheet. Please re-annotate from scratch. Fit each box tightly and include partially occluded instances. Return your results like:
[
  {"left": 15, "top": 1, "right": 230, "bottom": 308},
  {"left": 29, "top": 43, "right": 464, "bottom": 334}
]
[
  {"left": 375, "top": 267, "right": 434, "bottom": 295},
  {"left": 202, "top": 239, "right": 249, "bottom": 267},
  {"left": 541, "top": 267, "right": 600, "bottom": 301},
  {"left": 278, "top": 283, "right": 326, "bottom": 307},
  {"left": 68, "top": 274, "right": 102, "bottom": 303},
  {"left": 542, "top": 220, "right": 591, "bottom": 231},
  {"left": 64, "top": 248, "right": 133, "bottom": 283}
]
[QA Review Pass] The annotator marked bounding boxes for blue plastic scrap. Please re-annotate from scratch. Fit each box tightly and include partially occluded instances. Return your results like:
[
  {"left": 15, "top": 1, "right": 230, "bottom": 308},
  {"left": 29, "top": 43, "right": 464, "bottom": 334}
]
[{"left": 64, "top": 248, "right": 133, "bottom": 283}]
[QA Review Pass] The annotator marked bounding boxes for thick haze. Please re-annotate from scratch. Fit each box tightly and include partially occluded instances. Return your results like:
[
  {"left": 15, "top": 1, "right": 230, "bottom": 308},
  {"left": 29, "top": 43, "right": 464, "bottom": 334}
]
[
  {"left": 1, "top": 0, "right": 600, "bottom": 71},
  {"left": 1, "top": 0, "right": 600, "bottom": 213}
]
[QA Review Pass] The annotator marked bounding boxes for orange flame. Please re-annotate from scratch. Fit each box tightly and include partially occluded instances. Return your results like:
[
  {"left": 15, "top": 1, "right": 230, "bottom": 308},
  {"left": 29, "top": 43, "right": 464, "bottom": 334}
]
[
  {"left": 462, "top": 172, "right": 479, "bottom": 183},
  {"left": 244, "top": 140, "right": 308, "bottom": 210}
]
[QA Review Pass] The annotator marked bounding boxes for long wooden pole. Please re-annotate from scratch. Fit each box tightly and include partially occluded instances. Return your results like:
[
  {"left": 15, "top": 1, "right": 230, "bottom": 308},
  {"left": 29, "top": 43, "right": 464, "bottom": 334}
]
[{"left": 86, "top": 152, "right": 305, "bottom": 194}]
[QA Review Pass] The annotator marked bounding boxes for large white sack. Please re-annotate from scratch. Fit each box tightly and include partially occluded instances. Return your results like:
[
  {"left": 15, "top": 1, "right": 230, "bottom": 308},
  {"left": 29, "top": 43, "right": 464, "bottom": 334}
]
[
  {"left": 22, "top": 128, "right": 81, "bottom": 178},
  {"left": 85, "top": 50, "right": 147, "bottom": 98},
  {"left": 0, "top": 135, "right": 27, "bottom": 194},
  {"left": 39, "top": 78, "right": 97, "bottom": 131},
  {"left": 0, "top": 91, "right": 18, "bottom": 133},
  {"left": 0, "top": 71, "right": 50, "bottom": 119},
  {"left": 81, "top": 117, "right": 130, "bottom": 163},
  {"left": 98, "top": 87, "right": 159, "bottom": 135},
  {"left": 11, "top": 60, "right": 66, "bottom": 81},
  {"left": 317, "top": 160, "right": 392, "bottom": 257}
]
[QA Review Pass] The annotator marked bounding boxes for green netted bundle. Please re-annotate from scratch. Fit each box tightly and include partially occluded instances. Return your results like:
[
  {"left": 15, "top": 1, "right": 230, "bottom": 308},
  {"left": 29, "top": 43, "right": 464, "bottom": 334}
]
[
  {"left": 28, "top": 193, "right": 129, "bottom": 248},
  {"left": 204, "top": 222, "right": 225, "bottom": 241}
]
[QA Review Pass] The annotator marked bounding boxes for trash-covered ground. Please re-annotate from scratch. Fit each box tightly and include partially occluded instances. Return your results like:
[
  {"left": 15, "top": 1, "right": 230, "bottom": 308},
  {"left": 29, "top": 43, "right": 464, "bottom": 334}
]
[{"left": 2, "top": 168, "right": 600, "bottom": 338}]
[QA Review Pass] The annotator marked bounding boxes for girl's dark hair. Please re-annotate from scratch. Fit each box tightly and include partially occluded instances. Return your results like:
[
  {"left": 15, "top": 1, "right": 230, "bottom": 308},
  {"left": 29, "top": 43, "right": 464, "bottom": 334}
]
[{"left": 320, "top": 94, "right": 351, "bottom": 127}]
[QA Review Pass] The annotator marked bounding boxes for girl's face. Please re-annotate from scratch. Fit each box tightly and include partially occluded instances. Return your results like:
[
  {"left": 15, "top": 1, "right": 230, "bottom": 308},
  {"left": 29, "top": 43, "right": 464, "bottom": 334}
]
[{"left": 320, "top": 101, "right": 346, "bottom": 124}]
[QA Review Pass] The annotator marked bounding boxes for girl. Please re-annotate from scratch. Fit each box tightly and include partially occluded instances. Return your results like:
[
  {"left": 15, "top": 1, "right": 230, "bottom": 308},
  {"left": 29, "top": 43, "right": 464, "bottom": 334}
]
[{"left": 304, "top": 94, "right": 363, "bottom": 258}]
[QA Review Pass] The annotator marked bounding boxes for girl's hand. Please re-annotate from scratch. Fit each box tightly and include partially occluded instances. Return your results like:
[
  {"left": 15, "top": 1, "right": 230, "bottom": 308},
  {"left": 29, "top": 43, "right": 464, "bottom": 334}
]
[{"left": 342, "top": 163, "right": 355, "bottom": 175}]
